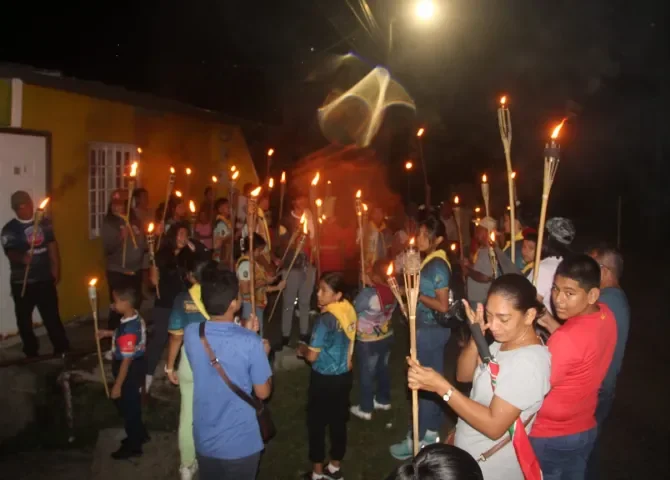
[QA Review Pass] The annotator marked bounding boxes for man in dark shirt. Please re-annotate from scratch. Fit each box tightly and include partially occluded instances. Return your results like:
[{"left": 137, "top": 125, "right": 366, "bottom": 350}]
[{"left": 1, "top": 191, "right": 69, "bottom": 357}]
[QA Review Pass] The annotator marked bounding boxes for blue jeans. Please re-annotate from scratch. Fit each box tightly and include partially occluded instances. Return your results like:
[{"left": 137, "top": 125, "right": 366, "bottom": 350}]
[
  {"left": 585, "top": 389, "right": 615, "bottom": 480},
  {"left": 414, "top": 325, "right": 451, "bottom": 438},
  {"left": 356, "top": 336, "right": 393, "bottom": 413},
  {"left": 241, "top": 301, "right": 265, "bottom": 337},
  {"left": 530, "top": 428, "right": 597, "bottom": 480}
]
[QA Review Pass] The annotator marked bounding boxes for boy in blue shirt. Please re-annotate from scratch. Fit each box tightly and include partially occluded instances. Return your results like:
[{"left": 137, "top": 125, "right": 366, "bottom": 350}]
[{"left": 97, "top": 286, "right": 148, "bottom": 459}]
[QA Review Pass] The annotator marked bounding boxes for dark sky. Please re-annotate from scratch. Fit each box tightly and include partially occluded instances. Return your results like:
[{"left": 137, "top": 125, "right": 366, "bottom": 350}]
[{"left": 2, "top": 0, "right": 668, "bottom": 244}]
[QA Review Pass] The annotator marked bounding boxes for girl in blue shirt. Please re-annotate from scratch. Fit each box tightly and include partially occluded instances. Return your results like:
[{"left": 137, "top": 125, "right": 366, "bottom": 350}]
[{"left": 297, "top": 272, "right": 356, "bottom": 480}]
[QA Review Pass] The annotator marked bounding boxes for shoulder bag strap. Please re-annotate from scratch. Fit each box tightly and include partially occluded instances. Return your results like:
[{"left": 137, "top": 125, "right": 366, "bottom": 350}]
[{"left": 198, "top": 322, "right": 261, "bottom": 413}]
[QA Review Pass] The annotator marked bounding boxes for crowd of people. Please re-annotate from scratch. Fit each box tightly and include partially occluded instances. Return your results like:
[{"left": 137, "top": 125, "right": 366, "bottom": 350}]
[{"left": 1, "top": 182, "right": 630, "bottom": 480}]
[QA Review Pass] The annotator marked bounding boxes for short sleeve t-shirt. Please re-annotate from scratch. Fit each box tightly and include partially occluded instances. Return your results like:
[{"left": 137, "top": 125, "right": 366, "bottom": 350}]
[
  {"left": 531, "top": 303, "right": 617, "bottom": 438},
  {"left": 598, "top": 288, "right": 630, "bottom": 394},
  {"left": 167, "top": 286, "right": 209, "bottom": 335},
  {"left": 309, "top": 312, "right": 351, "bottom": 375},
  {"left": 455, "top": 343, "right": 551, "bottom": 480},
  {"left": 526, "top": 256, "right": 562, "bottom": 314},
  {"left": 417, "top": 257, "right": 451, "bottom": 326},
  {"left": 184, "top": 321, "right": 272, "bottom": 460},
  {"left": 1, "top": 218, "right": 56, "bottom": 283},
  {"left": 354, "top": 286, "right": 394, "bottom": 342},
  {"left": 112, "top": 314, "right": 147, "bottom": 361}
]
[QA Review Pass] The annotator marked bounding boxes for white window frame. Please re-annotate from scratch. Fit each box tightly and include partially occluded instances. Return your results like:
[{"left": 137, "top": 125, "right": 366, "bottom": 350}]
[{"left": 88, "top": 142, "right": 141, "bottom": 239}]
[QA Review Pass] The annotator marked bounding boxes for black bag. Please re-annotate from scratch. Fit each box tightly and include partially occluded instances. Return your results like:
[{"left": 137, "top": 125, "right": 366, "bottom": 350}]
[
  {"left": 435, "top": 299, "right": 469, "bottom": 329},
  {"left": 199, "top": 322, "right": 276, "bottom": 443}
]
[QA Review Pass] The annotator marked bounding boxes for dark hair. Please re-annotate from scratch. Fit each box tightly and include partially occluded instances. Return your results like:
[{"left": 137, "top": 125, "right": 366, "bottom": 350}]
[
  {"left": 419, "top": 214, "right": 446, "bottom": 243},
  {"left": 204, "top": 186, "right": 213, "bottom": 196},
  {"left": 523, "top": 230, "right": 538, "bottom": 244},
  {"left": 200, "top": 266, "right": 239, "bottom": 316},
  {"left": 112, "top": 286, "right": 138, "bottom": 307},
  {"left": 319, "top": 271, "right": 349, "bottom": 300},
  {"left": 371, "top": 259, "right": 389, "bottom": 281},
  {"left": 590, "top": 243, "right": 623, "bottom": 281},
  {"left": 488, "top": 274, "right": 545, "bottom": 317},
  {"left": 386, "top": 444, "right": 483, "bottom": 480},
  {"left": 215, "top": 198, "right": 229, "bottom": 210},
  {"left": 555, "top": 254, "right": 601, "bottom": 292},
  {"left": 242, "top": 233, "right": 267, "bottom": 253},
  {"left": 133, "top": 187, "right": 148, "bottom": 201}
]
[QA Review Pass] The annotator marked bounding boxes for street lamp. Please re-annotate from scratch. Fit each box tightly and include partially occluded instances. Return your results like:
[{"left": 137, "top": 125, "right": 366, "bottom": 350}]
[{"left": 415, "top": 1, "right": 436, "bottom": 21}]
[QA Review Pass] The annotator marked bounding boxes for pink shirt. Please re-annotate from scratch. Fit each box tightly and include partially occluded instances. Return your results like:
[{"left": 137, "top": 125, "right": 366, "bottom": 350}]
[{"left": 531, "top": 303, "right": 617, "bottom": 437}]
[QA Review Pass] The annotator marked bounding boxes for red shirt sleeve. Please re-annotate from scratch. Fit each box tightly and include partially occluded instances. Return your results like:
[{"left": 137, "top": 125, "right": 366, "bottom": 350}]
[
  {"left": 117, "top": 333, "right": 138, "bottom": 357},
  {"left": 547, "top": 327, "right": 580, "bottom": 386}
]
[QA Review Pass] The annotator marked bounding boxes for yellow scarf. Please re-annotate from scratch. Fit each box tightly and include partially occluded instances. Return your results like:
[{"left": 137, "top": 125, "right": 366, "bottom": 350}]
[
  {"left": 188, "top": 284, "right": 210, "bottom": 320},
  {"left": 325, "top": 300, "right": 357, "bottom": 341},
  {"left": 522, "top": 262, "right": 534, "bottom": 274},
  {"left": 421, "top": 249, "right": 451, "bottom": 272},
  {"left": 503, "top": 231, "right": 525, "bottom": 252}
]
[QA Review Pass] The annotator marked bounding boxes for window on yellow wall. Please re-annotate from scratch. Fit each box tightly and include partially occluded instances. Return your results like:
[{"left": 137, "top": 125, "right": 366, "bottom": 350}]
[{"left": 88, "top": 143, "right": 141, "bottom": 239}]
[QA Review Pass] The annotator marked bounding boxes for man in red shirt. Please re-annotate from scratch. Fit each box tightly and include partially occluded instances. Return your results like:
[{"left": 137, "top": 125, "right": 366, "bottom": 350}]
[{"left": 531, "top": 254, "right": 617, "bottom": 479}]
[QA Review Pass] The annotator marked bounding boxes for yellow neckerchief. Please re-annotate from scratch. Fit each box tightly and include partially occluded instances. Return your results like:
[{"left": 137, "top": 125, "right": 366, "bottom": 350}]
[
  {"left": 188, "top": 284, "right": 210, "bottom": 320},
  {"left": 257, "top": 208, "right": 271, "bottom": 251},
  {"left": 521, "top": 262, "right": 534, "bottom": 274},
  {"left": 503, "top": 231, "right": 525, "bottom": 252},
  {"left": 370, "top": 220, "right": 387, "bottom": 251},
  {"left": 421, "top": 249, "right": 451, "bottom": 272},
  {"left": 216, "top": 214, "right": 232, "bottom": 229},
  {"left": 324, "top": 300, "right": 357, "bottom": 341}
]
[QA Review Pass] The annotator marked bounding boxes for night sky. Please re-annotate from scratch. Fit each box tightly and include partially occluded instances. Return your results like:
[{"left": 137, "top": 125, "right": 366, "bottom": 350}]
[{"left": 2, "top": 0, "right": 668, "bottom": 247}]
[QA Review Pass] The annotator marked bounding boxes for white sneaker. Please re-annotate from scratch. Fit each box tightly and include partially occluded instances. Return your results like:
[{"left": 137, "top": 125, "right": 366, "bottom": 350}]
[
  {"left": 349, "top": 405, "right": 372, "bottom": 421},
  {"left": 374, "top": 398, "right": 392, "bottom": 411},
  {"left": 179, "top": 461, "right": 198, "bottom": 480}
]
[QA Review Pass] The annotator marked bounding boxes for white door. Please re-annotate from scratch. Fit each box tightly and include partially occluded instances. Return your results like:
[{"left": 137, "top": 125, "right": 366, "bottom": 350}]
[{"left": 0, "top": 130, "right": 48, "bottom": 338}]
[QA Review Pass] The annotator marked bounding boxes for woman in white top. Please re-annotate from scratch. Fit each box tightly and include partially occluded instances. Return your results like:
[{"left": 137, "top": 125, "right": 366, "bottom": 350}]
[
  {"left": 526, "top": 217, "right": 575, "bottom": 314},
  {"left": 407, "top": 274, "right": 551, "bottom": 480}
]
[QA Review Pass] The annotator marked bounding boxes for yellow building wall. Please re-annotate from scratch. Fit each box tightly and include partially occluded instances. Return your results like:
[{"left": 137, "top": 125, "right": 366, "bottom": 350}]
[{"left": 20, "top": 83, "right": 257, "bottom": 321}]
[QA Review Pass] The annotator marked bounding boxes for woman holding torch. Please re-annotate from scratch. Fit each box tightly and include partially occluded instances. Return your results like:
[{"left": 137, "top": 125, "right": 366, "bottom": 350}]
[
  {"left": 102, "top": 189, "right": 146, "bottom": 331},
  {"left": 390, "top": 216, "right": 452, "bottom": 460}
]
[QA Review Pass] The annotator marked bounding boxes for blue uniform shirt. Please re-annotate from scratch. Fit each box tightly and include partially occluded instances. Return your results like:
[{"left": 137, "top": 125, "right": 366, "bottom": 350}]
[
  {"left": 112, "top": 314, "right": 147, "bottom": 361},
  {"left": 309, "top": 312, "right": 351, "bottom": 375},
  {"left": 417, "top": 257, "right": 451, "bottom": 326},
  {"left": 184, "top": 321, "right": 272, "bottom": 460},
  {"left": 1, "top": 217, "right": 56, "bottom": 283},
  {"left": 168, "top": 289, "right": 208, "bottom": 335},
  {"left": 599, "top": 287, "right": 630, "bottom": 394}
]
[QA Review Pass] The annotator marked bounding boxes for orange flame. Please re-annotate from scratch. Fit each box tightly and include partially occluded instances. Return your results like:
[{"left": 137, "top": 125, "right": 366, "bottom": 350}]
[
  {"left": 454, "top": 195, "right": 460, "bottom": 205},
  {"left": 409, "top": 237, "right": 415, "bottom": 246},
  {"left": 250, "top": 186, "right": 262, "bottom": 197},
  {"left": 500, "top": 96, "right": 507, "bottom": 106},
  {"left": 321, "top": 214, "right": 326, "bottom": 220},
  {"left": 175, "top": 190, "right": 183, "bottom": 198},
  {"left": 170, "top": 167, "right": 175, "bottom": 174},
  {"left": 212, "top": 175, "right": 218, "bottom": 183},
  {"left": 450, "top": 243, "right": 457, "bottom": 251},
  {"left": 186, "top": 167, "right": 192, "bottom": 175},
  {"left": 405, "top": 161, "right": 413, "bottom": 170},
  {"left": 315, "top": 198, "right": 323, "bottom": 207},
  {"left": 189, "top": 200, "right": 196, "bottom": 213},
  {"left": 386, "top": 263, "right": 394, "bottom": 276},
  {"left": 490, "top": 231, "right": 496, "bottom": 242},
  {"left": 311, "top": 172, "right": 320, "bottom": 186},
  {"left": 230, "top": 165, "right": 237, "bottom": 172},
  {"left": 363, "top": 203, "right": 368, "bottom": 212},
  {"left": 416, "top": 127, "right": 425, "bottom": 138},
  {"left": 300, "top": 213, "right": 308, "bottom": 234},
  {"left": 551, "top": 119, "right": 567, "bottom": 140},
  {"left": 148, "top": 222, "right": 155, "bottom": 233},
  {"left": 89, "top": 278, "right": 98, "bottom": 287},
  {"left": 130, "top": 162, "right": 138, "bottom": 177},
  {"left": 355, "top": 189, "right": 362, "bottom": 199},
  {"left": 511, "top": 171, "right": 517, "bottom": 179},
  {"left": 281, "top": 171, "right": 286, "bottom": 183},
  {"left": 475, "top": 206, "right": 481, "bottom": 213},
  {"left": 231, "top": 171, "right": 240, "bottom": 181},
  {"left": 268, "top": 177, "right": 274, "bottom": 189},
  {"left": 482, "top": 174, "right": 487, "bottom": 183},
  {"left": 137, "top": 147, "right": 143, "bottom": 154},
  {"left": 38, "top": 198, "right": 50, "bottom": 209},
  {"left": 267, "top": 148, "right": 274, "bottom": 157}
]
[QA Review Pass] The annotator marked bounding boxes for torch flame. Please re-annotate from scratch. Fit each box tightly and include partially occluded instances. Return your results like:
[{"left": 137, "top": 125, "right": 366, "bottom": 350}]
[
  {"left": 490, "top": 231, "right": 496, "bottom": 242},
  {"left": 267, "top": 148, "right": 274, "bottom": 157},
  {"left": 250, "top": 186, "right": 262, "bottom": 197},
  {"left": 363, "top": 203, "right": 368, "bottom": 212},
  {"left": 416, "top": 127, "right": 425, "bottom": 138},
  {"left": 212, "top": 175, "right": 218, "bottom": 183},
  {"left": 189, "top": 200, "right": 196, "bottom": 213},
  {"left": 551, "top": 119, "right": 567, "bottom": 140},
  {"left": 409, "top": 237, "right": 415, "bottom": 246},
  {"left": 311, "top": 172, "right": 320, "bottom": 186},
  {"left": 232, "top": 171, "right": 240, "bottom": 181},
  {"left": 148, "top": 222, "right": 155, "bottom": 233},
  {"left": 38, "top": 198, "right": 50, "bottom": 209},
  {"left": 186, "top": 167, "right": 192, "bottom": 175},
  {"left": 175, "top": 190, "right": 182, "bottom": 198},
  {"left": 386, "top": 263, "right": 394, "bottom": 276},
  {"left": 281, "top": 171, "right": 286, "bottom": 183},
  {"left": 321, "top": 214, "right": 326, "bottom": 220},
  {"left": 500, "top": 96, "right": 507, "bottom": 106},
  {"left": 268, "top": 177, "right": 274, "bottom": 189},
  {"left": 454, "top": 195, "right": 460, "bottom": 205},
  {"left": 89, "top": 278, "right": 98, "bottom": 287},
  {"left": 450, "top": 243, "right": 457, "bottom": 251},
  {"left": 300, "top": 213, "right": 308, "bottom": 234},
  {"left": 130, "top": 162, "right": 138, "bottom": 177},
  {"left": 137, "top": 147, "right": 143, "bottom": 154},
  {"left": 230, "top": 165, "right": 237, "bottom": 172},
  {"left": 475, "top": 207, "right": 481, "bottom": 213},
  {"left": 511, "top": 171, "right": 516, "bottom": 180},
  {"left": 482, "top": 174, "right": 487, "bottom": 183},
  {"left": 315, "top": 198, "right": 322, "bottom": 207},
  {"left": 170, "top": 167, "right": 175, "bottom": 174},
  {"left": 355, "top": 189, "right": 362, "bottom": 199}
]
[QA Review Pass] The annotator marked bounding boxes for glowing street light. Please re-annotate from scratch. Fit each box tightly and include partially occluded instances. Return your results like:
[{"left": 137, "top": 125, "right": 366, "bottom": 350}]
[{"left": 415, "top": 0, "right": 436, "bottom": 21}]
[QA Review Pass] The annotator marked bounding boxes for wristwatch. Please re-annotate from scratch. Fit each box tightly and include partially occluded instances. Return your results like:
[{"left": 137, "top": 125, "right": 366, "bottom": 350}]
[{"left": 442, "top": 387, "right": 454, "bottom": 403}]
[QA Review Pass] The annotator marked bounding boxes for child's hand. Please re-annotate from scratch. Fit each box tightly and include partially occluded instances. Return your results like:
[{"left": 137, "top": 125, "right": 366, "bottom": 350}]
[
  {"left": 110, "top": 383, "right": 122, "bottom": 399},
  {"left": 296, "top": 342, "right": 307, "bottom": 358},
  {"left": 276, "top": 279, "right": 287, "bottom": 290},
  {"left": 96, "top": 329, "right": 113, "bottom": 339}
]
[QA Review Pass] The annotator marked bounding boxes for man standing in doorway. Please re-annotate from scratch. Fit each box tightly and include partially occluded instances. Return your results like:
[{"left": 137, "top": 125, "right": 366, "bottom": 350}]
[{"left": 1, "top": 190, "right": 69, "bottom": 357}]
